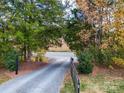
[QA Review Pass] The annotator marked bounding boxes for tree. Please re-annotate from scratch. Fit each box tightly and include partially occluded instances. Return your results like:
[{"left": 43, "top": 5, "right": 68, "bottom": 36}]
[
  {"left": 74, "top": 0, "right": 124, "bottom": 67},
  {"left": 76, "top": 0, "right": 115, "bottom": 46},
  {"left": 0, "top": 0, "right": 64, "bottom": 62},
  {"left": 64, "top": 8, "right": 94, "bottom": 54}
]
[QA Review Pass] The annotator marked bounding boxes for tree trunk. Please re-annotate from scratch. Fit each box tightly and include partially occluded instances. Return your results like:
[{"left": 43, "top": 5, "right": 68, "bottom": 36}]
[
  {"left": 27, "top": 45, "right": 31, "bottom": 62},
  {"left": 23, "top": 43, "right": 27, "bottom": 62},
  {"left": 96, "top": 8, "right": 103, "bottom": 46}
]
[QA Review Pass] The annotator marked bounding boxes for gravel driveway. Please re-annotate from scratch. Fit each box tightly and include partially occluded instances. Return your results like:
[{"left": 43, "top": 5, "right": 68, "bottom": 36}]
[{"left": 0, "top": 52, "right": 76, "bottom": 93}]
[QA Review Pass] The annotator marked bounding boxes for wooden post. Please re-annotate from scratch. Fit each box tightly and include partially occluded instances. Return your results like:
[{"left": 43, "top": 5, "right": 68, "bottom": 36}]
[{"left": 15, "top": 55, "right": 19, "bottom": 75}]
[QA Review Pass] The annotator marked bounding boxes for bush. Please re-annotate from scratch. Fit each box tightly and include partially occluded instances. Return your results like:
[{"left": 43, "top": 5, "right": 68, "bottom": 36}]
[
  {"left": 77, "top": 50, "right": 94, "bottom": 74},
  {"left": 89, "top": 46, "right": 113, "bottom": 66},
  {"left": 95, "top": 49, "right": 112, "bottom": 66},
  {"left": 4, "top": 50, "right": 17, "bottom": 71},
  {"left": 112, "top": 57, "right": 124, "bottom": 68},
  {"left": 0, "top": 57, "right": 4, "bottom": 68}
]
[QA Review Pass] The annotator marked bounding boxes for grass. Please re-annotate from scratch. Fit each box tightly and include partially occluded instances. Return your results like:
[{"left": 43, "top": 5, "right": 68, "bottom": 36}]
[
  {"left": 0, "top": 73, "right": 10, "bottom": 84},
  {"left": 81, "top": 74, "right": 124, "bottom": 93},
  {"left": 60, "top": 77, "right": 75, "bottom": 93},
  {"left": 61, "top": 74, "right": 124, "bottom": 93},
  {"left": 48, "top": 43, "right": 70, "bottom": 52}
]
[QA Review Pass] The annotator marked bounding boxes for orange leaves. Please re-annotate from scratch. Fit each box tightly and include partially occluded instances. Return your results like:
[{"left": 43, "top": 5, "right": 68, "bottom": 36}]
[
  {"left": 100, "top": 43, "right": 108, "bottom": 49},
  {"left": 93, "top": 0, "right": 108, "bottom": 7}
]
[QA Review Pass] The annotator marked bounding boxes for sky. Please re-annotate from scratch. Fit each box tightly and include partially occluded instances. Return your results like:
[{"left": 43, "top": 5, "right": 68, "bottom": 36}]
[
  {"left": 61, "top": 0, "right": 78, "bottom": 19},
  {"left": 62, "top": 0, "right": 77, "bottom": 8}
]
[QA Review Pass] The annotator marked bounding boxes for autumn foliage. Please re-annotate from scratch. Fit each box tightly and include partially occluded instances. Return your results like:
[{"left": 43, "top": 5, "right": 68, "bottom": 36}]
[{"left": 75, "top": 0, "right": 124, "bottom": 67}]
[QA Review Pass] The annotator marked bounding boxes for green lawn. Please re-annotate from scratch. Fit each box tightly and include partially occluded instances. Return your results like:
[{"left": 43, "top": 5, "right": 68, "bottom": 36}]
[
  {"left": 61, "top": 74, "right": 124, "bottom": 93},
  {"left": 61, "top": 76, "right": 75, "bottom": 93}
]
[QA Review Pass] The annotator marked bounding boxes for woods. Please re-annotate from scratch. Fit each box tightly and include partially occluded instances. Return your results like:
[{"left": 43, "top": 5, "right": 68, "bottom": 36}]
[
  {"left": 0, "top": 0, "right": 124, "bottom": 93},
  {"left": 0, "top": 0, "right": 64, "bottom": 70},
  {"left": 0, "top": 0, "right": 124, "bottom": 72},
  {"left": 63, "top": 0, "right": 124, "bottom": 73}
]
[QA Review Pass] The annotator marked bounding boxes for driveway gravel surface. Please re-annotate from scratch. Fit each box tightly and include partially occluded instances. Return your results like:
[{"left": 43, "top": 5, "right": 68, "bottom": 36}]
[{"left": 0, "top": 52, "right": 76, "bottom": 93}]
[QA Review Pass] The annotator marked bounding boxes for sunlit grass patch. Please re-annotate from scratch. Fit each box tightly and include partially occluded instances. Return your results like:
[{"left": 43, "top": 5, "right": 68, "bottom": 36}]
[
  {"left": 61, "top": 73, "right": 124, "bottom": 93},
  {"left": 80, "top": 74, "right": 124, "bottom": 93},
  {"left": 0, "top": 73, "right": 10, "bottom": 84}
]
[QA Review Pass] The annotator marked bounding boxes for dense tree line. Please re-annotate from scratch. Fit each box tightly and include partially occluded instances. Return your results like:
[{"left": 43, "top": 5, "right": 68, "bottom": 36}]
[
  {"left": 0, "top": 0, "right": 124, "bottom": 72},
  {"left": 0, "top": 0, "right": 65, "bottom": 70},
  {"left": 64, "top": 0, "right": 124, "bottom": 73}
]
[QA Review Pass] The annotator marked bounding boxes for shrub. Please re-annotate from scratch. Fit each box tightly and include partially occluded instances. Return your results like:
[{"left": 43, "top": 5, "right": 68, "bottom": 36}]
[
  {"left": 4, "top": 50, "right": 17, "bottom": 71},
  {"left": 77, "top": 50, "right": 94, "bottom": 74},
  {"left": 112, "top": 57, "right": 124, "bottom": 68},
  {"left": 96, "top": 49, "right": 112, "bottom": 66},
  {"left": 0, "top": 57, "right": 4, "bottom": 68},
  {"left": 90, "top": 46, "right": 113, "bottom": 66}
]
